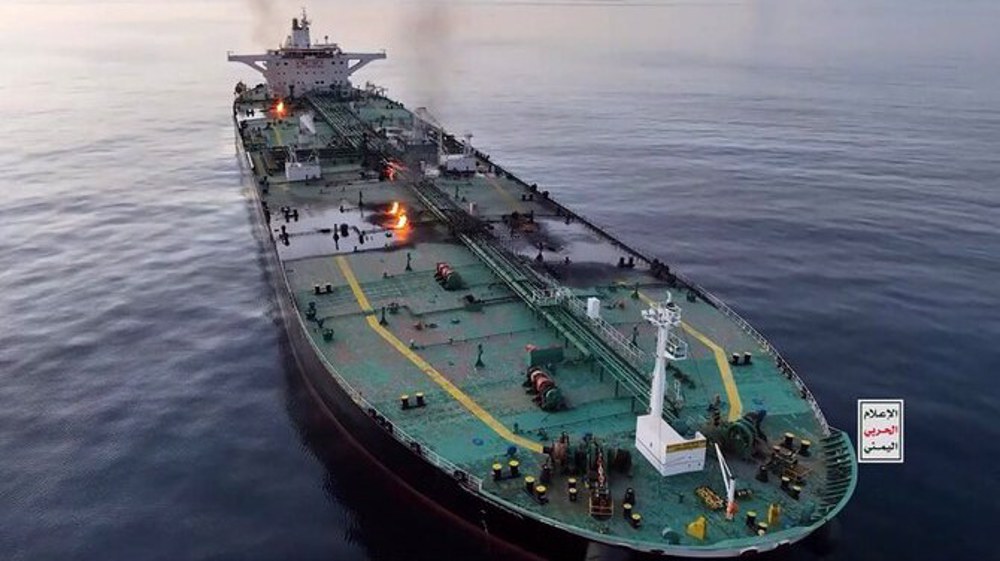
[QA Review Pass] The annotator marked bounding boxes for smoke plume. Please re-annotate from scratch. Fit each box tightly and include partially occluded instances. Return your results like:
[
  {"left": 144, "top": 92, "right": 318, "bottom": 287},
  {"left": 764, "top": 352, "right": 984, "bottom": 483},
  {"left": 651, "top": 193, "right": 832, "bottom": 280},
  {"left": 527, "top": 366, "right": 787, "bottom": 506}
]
[
  {"left": 402, "top": 1, "right": 454, "bottom": 112},
  {"left": 247, "top": 0, "right": 290, "bottom": 48}
]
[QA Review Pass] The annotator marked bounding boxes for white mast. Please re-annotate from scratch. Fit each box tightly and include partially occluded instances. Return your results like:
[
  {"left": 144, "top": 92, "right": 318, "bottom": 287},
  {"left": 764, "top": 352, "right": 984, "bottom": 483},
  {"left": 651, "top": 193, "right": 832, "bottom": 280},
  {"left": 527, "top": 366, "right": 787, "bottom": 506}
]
[
  {"left": 634, "top": 294, "right": 706, "bottom": 477},
  {"left": 463, "top": 133, "right": 474, "bottom": 157},
  {"left": 641, "top": 295, "right": 686, "bottom": 420}
]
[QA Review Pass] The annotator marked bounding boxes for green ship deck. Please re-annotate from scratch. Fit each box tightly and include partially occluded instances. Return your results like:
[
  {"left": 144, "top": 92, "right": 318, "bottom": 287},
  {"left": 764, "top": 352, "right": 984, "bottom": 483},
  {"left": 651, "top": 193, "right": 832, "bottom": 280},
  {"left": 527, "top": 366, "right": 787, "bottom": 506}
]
[{"left": 233, "top": 85, "right": 856, "bottom": 556}]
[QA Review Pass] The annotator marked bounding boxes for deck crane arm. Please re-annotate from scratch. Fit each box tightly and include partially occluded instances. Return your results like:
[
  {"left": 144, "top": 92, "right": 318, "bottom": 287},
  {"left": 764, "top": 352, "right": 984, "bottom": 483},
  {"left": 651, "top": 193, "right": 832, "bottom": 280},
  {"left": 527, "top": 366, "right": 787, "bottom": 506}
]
[{"left": 714, "top": 443, "right": 738, "bottom": 519}]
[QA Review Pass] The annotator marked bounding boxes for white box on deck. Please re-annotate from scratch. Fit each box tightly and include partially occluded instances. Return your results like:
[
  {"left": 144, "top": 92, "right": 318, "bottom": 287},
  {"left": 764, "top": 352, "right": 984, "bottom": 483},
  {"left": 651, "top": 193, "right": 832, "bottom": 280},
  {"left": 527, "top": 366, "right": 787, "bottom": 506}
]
[
  {"left": 285, "top": 161, "right": 321, "bottom": 182},
  {"left": 440, "top": 154, "right": 476, "bottom": 173},
  {"left": 634, "top": 414, "right": 706, "bottom": 476},
  {"left": 298, "top": 113, "right": 317, "bottom": 137},
  {"left": 421, "top": 161, "right": 441, "bottom": 177},
  {"left": 587, "top": 297, "right": 601, "bottom": 320}
]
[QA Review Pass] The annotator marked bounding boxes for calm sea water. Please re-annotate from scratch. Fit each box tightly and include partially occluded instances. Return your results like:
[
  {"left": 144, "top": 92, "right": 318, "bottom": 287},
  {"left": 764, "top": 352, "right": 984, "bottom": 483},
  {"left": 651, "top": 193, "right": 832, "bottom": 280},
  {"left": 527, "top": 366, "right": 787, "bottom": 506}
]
[{"left": 2, "top": 1, "right": 998, "bottom": 560}]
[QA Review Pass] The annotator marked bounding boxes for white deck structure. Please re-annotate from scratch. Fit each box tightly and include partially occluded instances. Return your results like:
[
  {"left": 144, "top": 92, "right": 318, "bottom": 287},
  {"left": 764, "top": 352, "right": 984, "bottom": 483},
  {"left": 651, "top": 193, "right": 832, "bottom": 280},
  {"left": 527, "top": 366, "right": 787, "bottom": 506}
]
[{"left": 227, "top": 9, "right": 385, "bottom": 98}]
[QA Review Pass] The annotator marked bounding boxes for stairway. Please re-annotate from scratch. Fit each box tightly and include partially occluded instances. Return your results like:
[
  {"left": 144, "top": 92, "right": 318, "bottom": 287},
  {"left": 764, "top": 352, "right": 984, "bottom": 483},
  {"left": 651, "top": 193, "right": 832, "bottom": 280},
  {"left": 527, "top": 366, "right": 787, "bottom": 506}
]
[{"left": 815, "top": 429, "right": 856, "bottom": 519}]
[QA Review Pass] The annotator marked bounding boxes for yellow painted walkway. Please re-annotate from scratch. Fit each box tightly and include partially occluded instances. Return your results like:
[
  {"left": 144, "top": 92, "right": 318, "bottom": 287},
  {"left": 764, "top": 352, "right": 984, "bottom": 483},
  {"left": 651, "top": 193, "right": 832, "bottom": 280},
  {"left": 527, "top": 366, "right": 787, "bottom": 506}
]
[
  {"left": 632, "top": 288, "right": 743, "bottom": 421},
  {"left": 335, "top": 256, "right": 544, "bottom": 453}
]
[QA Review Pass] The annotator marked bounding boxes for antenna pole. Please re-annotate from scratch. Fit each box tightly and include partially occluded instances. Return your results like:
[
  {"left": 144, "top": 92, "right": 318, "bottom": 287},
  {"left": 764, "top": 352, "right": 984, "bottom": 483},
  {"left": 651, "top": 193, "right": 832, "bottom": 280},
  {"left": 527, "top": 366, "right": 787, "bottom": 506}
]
[{"left": 641, "top": 294, "right": 685, "bottom": 419}]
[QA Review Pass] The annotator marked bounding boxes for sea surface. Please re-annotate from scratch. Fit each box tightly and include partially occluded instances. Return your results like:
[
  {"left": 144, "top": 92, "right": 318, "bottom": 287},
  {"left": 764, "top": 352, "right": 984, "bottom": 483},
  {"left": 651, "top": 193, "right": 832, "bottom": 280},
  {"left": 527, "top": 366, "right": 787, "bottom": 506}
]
[{"left": 1, "top": 1, "right": 998, "bottom": 560}]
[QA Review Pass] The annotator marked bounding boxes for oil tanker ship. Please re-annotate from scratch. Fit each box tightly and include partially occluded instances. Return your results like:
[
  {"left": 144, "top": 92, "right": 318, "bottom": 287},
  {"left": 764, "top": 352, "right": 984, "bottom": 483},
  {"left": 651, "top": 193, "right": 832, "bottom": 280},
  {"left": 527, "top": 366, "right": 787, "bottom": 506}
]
[{"left": 227, "top": 12, "right": 856, "bottom": 559}]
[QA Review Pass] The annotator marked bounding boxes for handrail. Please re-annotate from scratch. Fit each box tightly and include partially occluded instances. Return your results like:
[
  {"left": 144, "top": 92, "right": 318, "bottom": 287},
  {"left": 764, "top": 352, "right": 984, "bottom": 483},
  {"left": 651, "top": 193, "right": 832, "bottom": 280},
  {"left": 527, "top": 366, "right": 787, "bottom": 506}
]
[
  {"left": 311, "top": 94, "right": 826, "bottom": 436},
  {"left": 408, "top": 178, "right": 658, "bottom": 413},
  {"left": 559, "top": 289, "right": 648, "bottom": 368},
  {"left": 481, "top": 156, "right": 831, "bottom": 436},
  {"left": 238, "top": 100, "right": 843, "bottom": 555},
  {"left": 670, "top": 271, "right": 831, "bottom": 436}
]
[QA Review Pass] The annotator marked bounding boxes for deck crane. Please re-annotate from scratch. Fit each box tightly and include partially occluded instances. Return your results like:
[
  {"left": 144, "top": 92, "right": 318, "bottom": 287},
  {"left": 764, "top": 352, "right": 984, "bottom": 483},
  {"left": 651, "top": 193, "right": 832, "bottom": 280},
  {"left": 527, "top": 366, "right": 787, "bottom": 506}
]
[{"left": 714, "top": 442, "right": 738, "bottom": 520}]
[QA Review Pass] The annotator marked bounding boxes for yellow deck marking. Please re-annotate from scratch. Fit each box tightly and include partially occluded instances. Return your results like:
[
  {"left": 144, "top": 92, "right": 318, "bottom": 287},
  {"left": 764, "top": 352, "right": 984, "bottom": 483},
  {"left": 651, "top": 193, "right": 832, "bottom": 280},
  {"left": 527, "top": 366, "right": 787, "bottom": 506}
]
[
  {"left": 335, "top": 256, "right": 543, "bottom": 453},
  {"left": 678, "top": 322, "right": 743, "bottom": 421},
  {"left": 273, "top": 121, "right": 284, "bottom": 146},
  {"left": 484, "top": 174, "right": 525, "bottom": 211},
  {"left": 631, "top": 287, "right": 743, "bottom": 421}
]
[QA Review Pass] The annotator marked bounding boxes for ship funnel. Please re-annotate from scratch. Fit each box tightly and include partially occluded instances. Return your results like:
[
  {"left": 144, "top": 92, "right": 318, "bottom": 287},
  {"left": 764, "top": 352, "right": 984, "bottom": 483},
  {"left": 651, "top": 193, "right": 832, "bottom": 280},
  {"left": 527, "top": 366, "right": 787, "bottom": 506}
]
[{"left": 289, "top": 8, "right": 312, "bottom": 48}]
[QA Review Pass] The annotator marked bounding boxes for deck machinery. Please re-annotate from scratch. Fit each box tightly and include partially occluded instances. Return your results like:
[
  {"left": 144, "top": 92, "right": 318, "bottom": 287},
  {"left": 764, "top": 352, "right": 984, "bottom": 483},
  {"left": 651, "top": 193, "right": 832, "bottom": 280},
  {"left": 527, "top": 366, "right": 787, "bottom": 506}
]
[{"left": 228, "top": 11, "right": 856, "bottom": 559}]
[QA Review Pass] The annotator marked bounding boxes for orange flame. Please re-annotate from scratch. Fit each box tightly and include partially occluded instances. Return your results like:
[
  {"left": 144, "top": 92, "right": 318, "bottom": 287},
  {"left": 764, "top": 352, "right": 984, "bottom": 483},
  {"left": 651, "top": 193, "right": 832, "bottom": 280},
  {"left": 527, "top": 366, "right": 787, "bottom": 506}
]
[
  {"left": 394, "top": 213, "right": 408, "bottom": 229},
  {"left": 389, "top": 201, "right": 400, "bottom": 215},
  {"left": 275, "top": 99, "right": 286, "bottom": 116},
  {"left": 726, "top": 500, "right": 739, "bottom": 520}
]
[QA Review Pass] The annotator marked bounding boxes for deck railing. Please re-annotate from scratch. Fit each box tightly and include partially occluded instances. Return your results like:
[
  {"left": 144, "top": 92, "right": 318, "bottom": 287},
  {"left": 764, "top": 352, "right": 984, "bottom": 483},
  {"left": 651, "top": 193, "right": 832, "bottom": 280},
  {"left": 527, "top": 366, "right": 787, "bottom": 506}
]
[
  {"left": 336, "top": 101, "right": 829, "bottom": 438},
  {"left": 560, "top": 290, "right": 648, "bottom": 368},
  {"left": 482, "top": 157, "right": 832, "bottom": 437},
  {"left": 664, "top": 269, "right": 831, "bottom": 436}
]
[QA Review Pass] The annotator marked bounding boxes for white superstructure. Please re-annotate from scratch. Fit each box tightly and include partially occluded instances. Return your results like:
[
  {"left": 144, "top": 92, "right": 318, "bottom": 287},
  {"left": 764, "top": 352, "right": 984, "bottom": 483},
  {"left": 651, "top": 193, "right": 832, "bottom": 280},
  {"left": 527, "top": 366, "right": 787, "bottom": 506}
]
[
  {"left": 227, "top": 9, "right": 385, "bottom": 98},
  {"left": 439, "top": 133, "right": 477, "bottom": 174}
]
